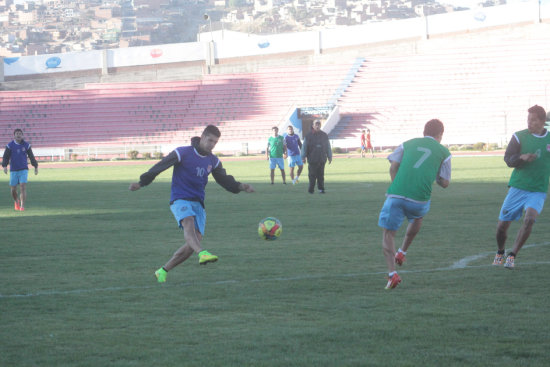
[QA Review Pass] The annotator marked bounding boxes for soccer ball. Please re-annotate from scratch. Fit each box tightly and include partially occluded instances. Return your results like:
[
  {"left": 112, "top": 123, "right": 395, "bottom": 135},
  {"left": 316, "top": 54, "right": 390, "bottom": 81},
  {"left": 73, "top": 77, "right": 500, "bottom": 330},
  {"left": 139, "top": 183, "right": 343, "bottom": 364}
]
[{"left": 258, "top": 217, "right": 282, "bottom": 240}]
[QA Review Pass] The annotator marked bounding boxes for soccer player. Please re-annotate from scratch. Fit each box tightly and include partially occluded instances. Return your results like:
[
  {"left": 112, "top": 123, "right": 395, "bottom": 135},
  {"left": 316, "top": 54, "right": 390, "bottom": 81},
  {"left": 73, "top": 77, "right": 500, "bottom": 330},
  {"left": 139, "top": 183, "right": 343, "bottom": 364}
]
[
  {"left": 378, "top": 119, "right": 451, "bottom": 289},
  {"left": 2, "top": 128, "right": 39, "bottom": 211},
  {"left": 301, "top": 120, "right": 332, "bottom": 194},
  {"left": 493, "top": 105, "right": 550, "bottom": 269},
  {"left": 266, "top": 126, "right": 287, "bottom": 184},
  {"left": 129, "top": 125, "right": 255, "bottom": 283},
  {"left": 365, "top": 128, "right": 374, "bottom": 158},
  {"left": 284, "top": 125, "right": 303, "bottom": 184},
  {"left": 360, "top": 130, "right": 367, "bottom": 158}
]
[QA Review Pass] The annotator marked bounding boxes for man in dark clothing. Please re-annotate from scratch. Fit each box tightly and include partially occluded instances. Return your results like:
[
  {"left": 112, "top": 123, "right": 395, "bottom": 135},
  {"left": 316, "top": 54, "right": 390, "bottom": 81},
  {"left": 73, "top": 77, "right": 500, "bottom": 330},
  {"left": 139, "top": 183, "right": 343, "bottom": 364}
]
[{"left": 301, "top": 120, "right": 332, "bottom": 194}]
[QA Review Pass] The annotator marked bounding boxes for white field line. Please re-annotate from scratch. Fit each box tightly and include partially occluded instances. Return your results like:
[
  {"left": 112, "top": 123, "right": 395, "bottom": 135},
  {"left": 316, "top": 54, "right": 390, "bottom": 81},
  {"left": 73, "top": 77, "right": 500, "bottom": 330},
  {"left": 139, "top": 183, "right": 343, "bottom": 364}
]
[{"left": 1, "top": 242, "right": 549, "bottom": 299}]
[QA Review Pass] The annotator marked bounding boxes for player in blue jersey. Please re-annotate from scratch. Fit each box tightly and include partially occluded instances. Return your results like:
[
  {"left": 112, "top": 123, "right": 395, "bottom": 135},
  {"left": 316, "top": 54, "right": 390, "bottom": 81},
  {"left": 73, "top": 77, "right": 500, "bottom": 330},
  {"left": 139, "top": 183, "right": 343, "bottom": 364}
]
[
  {"left": 284, "top": 125, "right": 303, "bottom": 184},
  {"left": 129, "top": 125, "right": 255, "bottom": 283},
  {"left": 2, "top": 129, "right": 39, "bottom": 211}
]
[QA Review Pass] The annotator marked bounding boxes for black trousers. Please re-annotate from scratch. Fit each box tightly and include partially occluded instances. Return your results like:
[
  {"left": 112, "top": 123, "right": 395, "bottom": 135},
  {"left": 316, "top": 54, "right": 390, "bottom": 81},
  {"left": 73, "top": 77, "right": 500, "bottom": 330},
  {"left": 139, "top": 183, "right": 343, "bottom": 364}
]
[{"left": 307, "top": 162, "right": 326, "bottom": 193}]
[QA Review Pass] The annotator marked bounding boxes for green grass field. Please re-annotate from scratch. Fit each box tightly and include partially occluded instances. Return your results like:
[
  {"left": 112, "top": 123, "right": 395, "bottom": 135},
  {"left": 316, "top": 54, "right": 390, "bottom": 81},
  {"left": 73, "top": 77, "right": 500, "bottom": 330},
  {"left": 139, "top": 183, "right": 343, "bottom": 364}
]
[{"left": 1, "top": 156, "right": 549, "bottom": 366}]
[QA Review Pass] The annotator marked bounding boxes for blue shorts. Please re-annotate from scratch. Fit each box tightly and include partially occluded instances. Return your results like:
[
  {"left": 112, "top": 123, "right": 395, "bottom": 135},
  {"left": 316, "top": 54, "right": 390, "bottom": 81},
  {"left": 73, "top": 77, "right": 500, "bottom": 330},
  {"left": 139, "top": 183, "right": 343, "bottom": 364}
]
[
  {"left": 269, "top": 157, "right": 285, "bottom": 170},
  {"left": 378, "top": 196, "right": 430, "bottom": 231},
  {"left": 499, "top": 187, "right": 546, "bottom": 221},
  {"left": 287, "top": 154, "right": 303, "bottom": 168},
  {"left": 10, "top": 170, "right": 28, "bottom": 186},
  {"left": 170, "top": 199, "right": 206, "bottom": 235}
]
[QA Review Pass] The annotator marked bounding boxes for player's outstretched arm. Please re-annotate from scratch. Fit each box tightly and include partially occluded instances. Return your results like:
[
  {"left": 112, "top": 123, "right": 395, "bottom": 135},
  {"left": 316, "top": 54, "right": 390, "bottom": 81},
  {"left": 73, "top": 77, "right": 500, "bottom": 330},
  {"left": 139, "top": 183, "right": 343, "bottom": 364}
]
[{"left": 131, "top": 151, "right": 178, "bottom": 191}]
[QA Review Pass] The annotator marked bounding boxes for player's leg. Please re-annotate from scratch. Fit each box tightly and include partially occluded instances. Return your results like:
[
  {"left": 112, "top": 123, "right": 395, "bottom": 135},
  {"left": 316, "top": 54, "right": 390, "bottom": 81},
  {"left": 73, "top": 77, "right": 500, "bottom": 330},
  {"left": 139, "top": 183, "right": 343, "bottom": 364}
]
[
  {"left": 9, "top": 171, "right": 20, "bottom": 210},
  {"left": 10, "top": 185, "right": 19, "bottom": 210},
  {"left": 289, "top": 166, "right": 295, "bottom": 181},
  {"left": 382, "top": 229, "right": 398, "bottom": 273},
  {"left": 378, "top": 197, "right": 404, "bottom": 289},
  {"left": 19, "top": 182, "right": 27, "bottom": 210},
  {"left": 383, "top": 229, "right": 402, "bottom": 289},
  {"left": 307, "top": 163, "right": 315, "bottom": 193},
  {"left": 510, "top": 193, "right": 545, "bottom": 257},
  {"left": 162, "top": 216, "right": 202, "bottom": 270},
  {"left": 401, "top": 217, "right": 423, "bottom": 253},
  {"left": 276, "top": 159, "right": 286, "bottom": 184},
  {"left": 495, "top": 188, "right": 524, "bottom": 266},
  {"left": 496, "top": 220, "right": 511, "bottom": 252},
  {"left": 269, "top": 158, "right": 276, "bottom": 184},
  {"left": 510, "top": 208, "right": 538, "bottom": 255},
  {"left": 503, "top": 207, "right": 539, "bottom": 269},
  {"left": 317, "top": 163, "right": 325, "bottom": 192},
  {"left": 296, "top": 162, "right": 303, "bottom": 181}
]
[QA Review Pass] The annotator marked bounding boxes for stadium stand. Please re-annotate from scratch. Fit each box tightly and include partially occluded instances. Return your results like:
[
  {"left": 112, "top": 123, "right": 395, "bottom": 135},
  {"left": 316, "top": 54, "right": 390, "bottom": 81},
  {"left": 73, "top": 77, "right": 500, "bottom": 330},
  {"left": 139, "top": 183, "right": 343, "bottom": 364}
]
[
  {"left": 335, "top": 36, "right": 550, "bottom": 148},
  {"left": 0, "top": 62, "right": 356, "bottom": 157},
  {"left": 1, "top": 12, "right": 550, "bottom": 157}
]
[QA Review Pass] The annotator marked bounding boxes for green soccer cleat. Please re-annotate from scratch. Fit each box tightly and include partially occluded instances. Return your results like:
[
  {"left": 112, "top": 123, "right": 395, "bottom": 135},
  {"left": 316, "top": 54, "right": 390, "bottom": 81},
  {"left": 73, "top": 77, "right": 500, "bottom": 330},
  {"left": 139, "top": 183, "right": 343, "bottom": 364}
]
[
  {"left": 199, "top": 250, "right": 218, "bottom": 265},
  {"left": 155, "top": 268, "right": 167, "bottom": 283}
]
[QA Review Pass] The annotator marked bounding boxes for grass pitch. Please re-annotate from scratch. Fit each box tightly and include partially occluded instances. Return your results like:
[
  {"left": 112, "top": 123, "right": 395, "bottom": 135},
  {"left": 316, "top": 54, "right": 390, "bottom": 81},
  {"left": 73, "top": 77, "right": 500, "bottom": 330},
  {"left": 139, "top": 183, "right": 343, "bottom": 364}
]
[{"left": 1, "top": 156, "right": 549, "bottom": 366}]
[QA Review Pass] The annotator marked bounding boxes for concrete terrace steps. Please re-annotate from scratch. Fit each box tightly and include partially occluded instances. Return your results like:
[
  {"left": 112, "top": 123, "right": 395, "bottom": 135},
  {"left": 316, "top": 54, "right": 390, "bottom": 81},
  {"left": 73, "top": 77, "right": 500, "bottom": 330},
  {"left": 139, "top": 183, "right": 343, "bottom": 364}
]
[{"left": 0, "top": 61, "right": 360, "bottom": 149}]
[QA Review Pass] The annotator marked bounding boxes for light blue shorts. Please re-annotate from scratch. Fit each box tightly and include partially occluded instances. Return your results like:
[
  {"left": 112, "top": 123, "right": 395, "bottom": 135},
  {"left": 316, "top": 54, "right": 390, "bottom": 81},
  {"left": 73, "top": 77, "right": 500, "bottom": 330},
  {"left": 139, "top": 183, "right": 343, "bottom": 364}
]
[
  {"left": 499, "top": 187, "right": 546, "bottom": 221},
  {"left": 287, "top": 154, "right": 303, "bottom": 168},
  {"left": 170, "top": 199, "right": 206, "bottom": 235},
  {"left": 378, "top": 196, "right": 430, "bottom": 231},
  {"left": 269, "top": 157, "right": 285, "bottom": 170},
  {"left": 10, "top": 170, "right": 28, "bottom": 186}
]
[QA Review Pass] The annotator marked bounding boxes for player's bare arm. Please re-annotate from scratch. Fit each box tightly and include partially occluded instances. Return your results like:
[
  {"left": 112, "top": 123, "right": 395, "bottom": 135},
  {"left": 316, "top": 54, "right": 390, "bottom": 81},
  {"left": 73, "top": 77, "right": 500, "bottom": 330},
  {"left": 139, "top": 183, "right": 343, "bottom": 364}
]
[
  {"left": 436, "top": 176, "right": 450, "bottom": 188},
  {"left": 520, "top": 153, "right": 537, "bottom": 162},
  {"left": 389, "top": 161, "right": 400, "bottom": 181}
]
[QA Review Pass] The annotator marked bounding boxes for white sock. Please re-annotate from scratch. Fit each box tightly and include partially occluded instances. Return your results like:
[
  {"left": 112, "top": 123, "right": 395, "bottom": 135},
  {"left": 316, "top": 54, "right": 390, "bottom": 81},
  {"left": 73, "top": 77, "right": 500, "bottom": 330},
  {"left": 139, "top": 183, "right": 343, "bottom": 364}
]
[{"left": 398, "top": 248, "right": 407, "bottom": 255}]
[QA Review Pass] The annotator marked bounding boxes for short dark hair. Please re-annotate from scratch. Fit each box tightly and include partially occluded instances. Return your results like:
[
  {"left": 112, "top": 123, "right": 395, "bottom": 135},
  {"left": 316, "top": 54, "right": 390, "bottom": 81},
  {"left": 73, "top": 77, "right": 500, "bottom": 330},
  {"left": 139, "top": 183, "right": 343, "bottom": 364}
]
[
  {"left": 314, "top": 120, "right": 321, "bottom": 125},
  {"left": 202, "top": 125, "right": 221, "bottom": 138},
  {"left": 423, "top": 119, "right": 444, "bottom": 137},
  {"left": 13, "top": 128, "right": 23, "bottom": 135},
  {"left": 272, "top": 126, "right": 278, "bottom": 130},
  {"left": 528, "top": 105, "right": 546, "bottom": 122}
]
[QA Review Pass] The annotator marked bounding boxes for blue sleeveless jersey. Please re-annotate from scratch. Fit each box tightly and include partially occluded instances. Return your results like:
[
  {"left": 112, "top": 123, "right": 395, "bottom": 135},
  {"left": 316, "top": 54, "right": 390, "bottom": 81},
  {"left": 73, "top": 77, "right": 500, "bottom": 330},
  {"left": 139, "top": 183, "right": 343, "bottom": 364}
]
[{"left": 171, "top": 146, "right": 220, "bottom": 203}]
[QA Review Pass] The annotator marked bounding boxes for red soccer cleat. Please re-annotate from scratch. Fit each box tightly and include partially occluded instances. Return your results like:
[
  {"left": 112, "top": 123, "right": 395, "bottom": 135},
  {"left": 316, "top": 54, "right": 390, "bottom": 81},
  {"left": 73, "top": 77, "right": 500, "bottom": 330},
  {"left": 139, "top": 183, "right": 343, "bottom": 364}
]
[
  {"left": 394, "top": 251, "right": 406, "bottom": 266},
  {"left": 14, "top": 201, "right": 20, "bottom": 211},
  {"left": 385, "top": 273, "right": 402, "bottom": 290}
]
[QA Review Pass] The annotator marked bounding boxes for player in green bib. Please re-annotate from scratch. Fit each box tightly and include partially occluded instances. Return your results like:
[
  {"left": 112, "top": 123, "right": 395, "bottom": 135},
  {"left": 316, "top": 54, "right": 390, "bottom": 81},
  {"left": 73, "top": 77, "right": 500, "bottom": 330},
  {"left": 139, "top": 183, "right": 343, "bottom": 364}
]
[
  {"left": 266, "top": 126, "right": 287, "bottom": 184},
  {"left": 378, "top": 119, "right": 452, "bottom": 289},
  {"left": 494, "top": 105, "right": 550, "bottom": 269}
]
